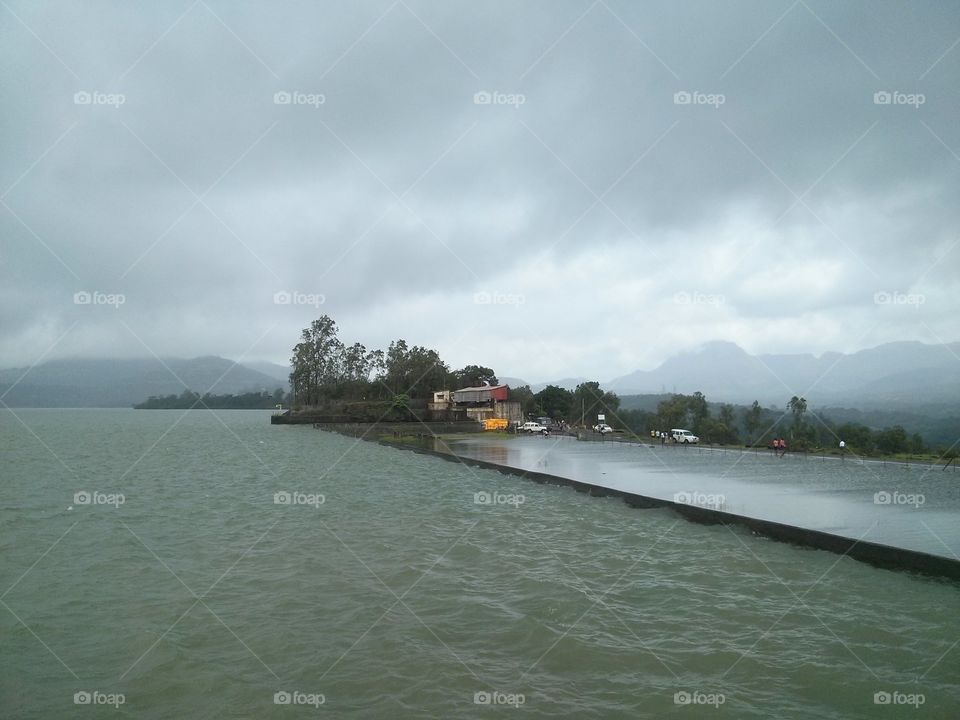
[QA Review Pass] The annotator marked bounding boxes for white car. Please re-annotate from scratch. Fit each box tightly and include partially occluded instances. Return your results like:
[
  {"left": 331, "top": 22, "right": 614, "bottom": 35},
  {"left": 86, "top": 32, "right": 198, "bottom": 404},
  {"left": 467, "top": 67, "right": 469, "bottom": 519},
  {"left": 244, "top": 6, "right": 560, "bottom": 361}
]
[
  {"left": 593, "top": 423, "right": 614, "bottom": 434},
  {"left": 519, "top": 422, "right": 549, "bottom": 435},
  {"left": 671, "top": 428, "right": 699, "bottom": 444}
]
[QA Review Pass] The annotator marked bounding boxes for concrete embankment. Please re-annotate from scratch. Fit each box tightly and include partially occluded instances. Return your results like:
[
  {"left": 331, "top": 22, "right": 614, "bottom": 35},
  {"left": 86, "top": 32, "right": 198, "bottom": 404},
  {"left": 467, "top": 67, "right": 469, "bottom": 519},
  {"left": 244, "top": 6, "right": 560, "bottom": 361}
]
[
  {"left": 271, "top": 412, "right": 482, "bottom": 434},
  {"left": 332, "top": 431, "right": 960, "bottom": 582}
]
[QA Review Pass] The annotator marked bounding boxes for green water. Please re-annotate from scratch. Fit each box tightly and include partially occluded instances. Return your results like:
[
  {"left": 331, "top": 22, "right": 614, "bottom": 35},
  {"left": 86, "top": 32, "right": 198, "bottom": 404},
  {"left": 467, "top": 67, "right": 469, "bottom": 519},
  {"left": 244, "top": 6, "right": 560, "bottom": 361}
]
[{"left": 1, "top": 410, "right": 958, "bottom": 718}]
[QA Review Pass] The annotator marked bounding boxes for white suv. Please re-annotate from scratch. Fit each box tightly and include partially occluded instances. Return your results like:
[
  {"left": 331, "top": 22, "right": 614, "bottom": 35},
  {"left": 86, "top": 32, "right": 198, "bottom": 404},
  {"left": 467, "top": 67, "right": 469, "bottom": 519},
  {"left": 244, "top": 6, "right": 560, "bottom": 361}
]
[
  {"left": 593, "top": 423, "right": 614, "bottom": 434},
  {"left": 519, "top": 422, "right": 549, "bottom": 435},
  {"left": 671, "top": 428, "right": 699, "bottom": 444}
]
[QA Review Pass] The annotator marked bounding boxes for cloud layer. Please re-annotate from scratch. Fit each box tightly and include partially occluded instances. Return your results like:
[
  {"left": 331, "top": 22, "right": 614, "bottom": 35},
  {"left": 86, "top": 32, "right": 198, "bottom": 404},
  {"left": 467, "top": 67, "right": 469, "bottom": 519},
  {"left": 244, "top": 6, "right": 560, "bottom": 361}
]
[{"left": 2, "top": 0, "right": 958, "bottom": 380}]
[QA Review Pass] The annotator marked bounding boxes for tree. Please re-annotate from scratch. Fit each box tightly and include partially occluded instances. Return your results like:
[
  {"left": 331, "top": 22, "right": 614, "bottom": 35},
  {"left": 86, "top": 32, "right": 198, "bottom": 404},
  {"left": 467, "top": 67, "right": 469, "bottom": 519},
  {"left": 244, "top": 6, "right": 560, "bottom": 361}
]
[
  {"left": 787, "top": 396, "right": 807, "bottom": 429},
  {"left": 533, "top": 385, "right": 574, "bottom": 419},
  {"left": 621, "top": 408, "right": 658, "bottom": 435},
  {"left": 383, "top": 340, "right": 450, "bottom": 399},
  {"left": 910, "top": 432, "right": 925, "bottom": 454},
  {"left": 716, "top": 403, "right": 740, "bottom": 444},
  {"left": 688, "top": 391, "right": 709, "bottom": 434},
  {"left": 835, "top": 422, "right": 875, "bottom": 453},
  {"left": 451, "top": 365, "right": 498, "bottom": 388},
  {"left": 289, "top": 315, "right": 345, "bottom": 405},
  {"left": 743, "top": 400, "right": 763, "bottom": 445},
  {"left": 568, "top": 382, "right": 620, "bottom": 426},
  {"left": 656, "top": 395, "right": 687, "bottom": 431},
  {"left": 342, "top": 342, "right": 372, "bottom": 383},
  {"left": 875, "top": 425, "right": 910, "bottom": 455},
  {"left": 508, "top": 385, "right": 536, "bottom": 416}
]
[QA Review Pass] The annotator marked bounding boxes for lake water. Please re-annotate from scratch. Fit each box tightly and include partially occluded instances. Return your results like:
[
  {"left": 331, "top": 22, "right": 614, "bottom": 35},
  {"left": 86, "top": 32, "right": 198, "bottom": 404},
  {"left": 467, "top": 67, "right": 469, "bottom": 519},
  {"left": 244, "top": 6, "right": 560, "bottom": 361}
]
[{"left": 2, "top": 410, "right": 958, "bottom": 718}]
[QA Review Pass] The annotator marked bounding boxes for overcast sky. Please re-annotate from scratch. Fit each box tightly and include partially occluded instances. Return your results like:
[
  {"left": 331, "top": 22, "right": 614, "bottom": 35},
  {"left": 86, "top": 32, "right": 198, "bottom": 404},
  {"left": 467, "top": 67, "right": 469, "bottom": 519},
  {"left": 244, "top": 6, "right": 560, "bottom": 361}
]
[{"left": 2, "top": 0, "right": 958, "bottom": 382}]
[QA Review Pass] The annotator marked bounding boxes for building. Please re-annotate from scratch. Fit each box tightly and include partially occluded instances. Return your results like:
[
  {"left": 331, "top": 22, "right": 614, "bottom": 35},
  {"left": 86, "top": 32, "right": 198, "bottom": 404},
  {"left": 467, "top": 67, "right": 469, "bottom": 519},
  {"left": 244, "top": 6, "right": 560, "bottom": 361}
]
[
  {"left": 428, "top": 384, "right": 522, "bottom": 423},
  {"left": 452, "top": 385, "right": 509, "bottom": 404}
]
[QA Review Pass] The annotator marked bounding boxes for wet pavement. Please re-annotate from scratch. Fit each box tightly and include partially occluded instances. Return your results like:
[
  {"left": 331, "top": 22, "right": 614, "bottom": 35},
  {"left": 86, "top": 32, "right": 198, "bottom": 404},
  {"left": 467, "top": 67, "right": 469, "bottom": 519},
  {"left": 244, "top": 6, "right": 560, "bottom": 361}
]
[{"left": 443, "top": 435, "right": 960, "bottom": 560}]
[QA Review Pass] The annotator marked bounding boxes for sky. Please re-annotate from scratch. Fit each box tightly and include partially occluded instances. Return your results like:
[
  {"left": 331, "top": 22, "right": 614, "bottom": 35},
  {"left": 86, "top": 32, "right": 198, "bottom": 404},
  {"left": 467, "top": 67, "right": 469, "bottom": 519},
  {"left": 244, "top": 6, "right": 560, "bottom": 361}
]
[{"left": 2, "top": 0, "right": 958, "bottom": 382}]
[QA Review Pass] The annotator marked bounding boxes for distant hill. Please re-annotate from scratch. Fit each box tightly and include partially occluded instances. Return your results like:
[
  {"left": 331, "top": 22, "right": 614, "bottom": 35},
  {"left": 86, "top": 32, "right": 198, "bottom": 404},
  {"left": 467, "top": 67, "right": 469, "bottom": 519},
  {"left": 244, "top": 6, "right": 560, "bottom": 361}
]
[
  {"left": 496, "top": 377, "right": 587, "bottom": 393},
  {"left": 497, "top": 376, "right": 530, "bottom": 389},
  {"left": 0, "top": 357, "right": 286, "bottom": 408},
  {"left": 605, "top": 340, "right": 960, "bottom": 409},
  {"left": 240, "top": 361, "right": 291, "bottom": 383},
  {"left": 506, "top": 340, "right": 960, "bottom": 414}
]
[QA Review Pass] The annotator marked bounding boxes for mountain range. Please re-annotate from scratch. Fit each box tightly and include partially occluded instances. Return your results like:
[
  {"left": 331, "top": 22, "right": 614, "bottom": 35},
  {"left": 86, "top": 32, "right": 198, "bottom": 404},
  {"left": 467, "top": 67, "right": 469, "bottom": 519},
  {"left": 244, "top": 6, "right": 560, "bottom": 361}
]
[
  {"left": 0, "top": 357, "right": 288, "bottom": 408},
  {"left": 508, "top": 340, "right": 960, "bottom": 411},
  {"left": 1, "top": 340, "right": 957, "bottom": 410}
]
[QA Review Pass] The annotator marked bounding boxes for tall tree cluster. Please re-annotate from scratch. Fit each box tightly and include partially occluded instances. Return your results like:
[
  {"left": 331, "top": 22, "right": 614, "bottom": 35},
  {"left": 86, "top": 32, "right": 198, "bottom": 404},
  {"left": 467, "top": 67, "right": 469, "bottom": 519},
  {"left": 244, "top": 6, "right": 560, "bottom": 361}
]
[{"left": 289, "top": 315, "right": 496, "bottom": 406}]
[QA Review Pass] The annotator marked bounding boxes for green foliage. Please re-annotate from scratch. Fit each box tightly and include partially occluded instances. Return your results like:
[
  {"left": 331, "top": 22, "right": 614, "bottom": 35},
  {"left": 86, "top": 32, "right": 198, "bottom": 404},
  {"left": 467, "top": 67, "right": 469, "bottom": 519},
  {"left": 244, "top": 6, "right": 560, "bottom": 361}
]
[
  {"left": 655, "top": 395, "right": 687, "bottom": 431},
  {"left": 508, "top": 385, "right": 536, "bottom": 416},
  {"left": 619, "top": 408, "right": 658, "bottom": 434},
  {"left": 288, "top": 315, "right": 474, "bottom": 407},
  {"left": 874, "top": 425, "right": 911, "bottom": 454},
  {"left": 451, "top": 365, "right": 498, "bottom": 388},
  {"left": 710, "top": 403, "right": 740, "bottom": 444},
  {"left": 834, "top": 422, "right": 875, "bottom": 453},
  {"left": 788, "top": 396, "right": 808, "bottom": 429},
  {"left": 134, "top": 388, "right": 288, "bottom": 409},
  {"left": 383, "top": 341, "right": 450, "bottom": 399},
  {"left": 654, "top": 391, "right": 710, "bottom": 433},
  {"left": 533, "top": 385, "right": 574, "bottom": 419},
  {"left": 568, "top": 381, "right": 620, "bottom": 425},
  {"left": 743, "top": 400, "right": 763, "bottom": 444}
]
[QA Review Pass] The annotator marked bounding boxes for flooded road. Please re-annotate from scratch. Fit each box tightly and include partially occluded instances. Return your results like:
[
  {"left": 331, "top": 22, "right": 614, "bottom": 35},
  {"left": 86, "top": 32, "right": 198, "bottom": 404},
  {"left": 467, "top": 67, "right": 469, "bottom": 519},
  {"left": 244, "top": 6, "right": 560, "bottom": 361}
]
[{"left": 445, "top": 435, "right": 960, "bottom": 559}]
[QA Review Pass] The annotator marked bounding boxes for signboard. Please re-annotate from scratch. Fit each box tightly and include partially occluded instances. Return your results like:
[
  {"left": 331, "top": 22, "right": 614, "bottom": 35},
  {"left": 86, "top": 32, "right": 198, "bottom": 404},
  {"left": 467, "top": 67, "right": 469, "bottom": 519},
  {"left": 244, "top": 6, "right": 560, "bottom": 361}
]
[{"left": 597, "top": 414, "right": 605, "bottom": 422}]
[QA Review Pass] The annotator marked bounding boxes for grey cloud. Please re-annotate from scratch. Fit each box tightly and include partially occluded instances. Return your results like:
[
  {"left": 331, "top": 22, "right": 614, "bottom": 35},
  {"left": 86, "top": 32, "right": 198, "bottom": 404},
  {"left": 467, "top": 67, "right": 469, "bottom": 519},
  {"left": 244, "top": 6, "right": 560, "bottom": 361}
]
[{"left": 1, "top": 0, "right": 958, "bottom": 378}]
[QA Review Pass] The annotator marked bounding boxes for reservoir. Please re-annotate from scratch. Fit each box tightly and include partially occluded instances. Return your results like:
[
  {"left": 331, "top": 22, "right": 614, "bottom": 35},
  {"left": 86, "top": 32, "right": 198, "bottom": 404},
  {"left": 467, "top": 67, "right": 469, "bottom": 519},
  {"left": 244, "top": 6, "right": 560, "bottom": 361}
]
[{"left": 2, "top": 410, "right": 957, "bottom": 718}]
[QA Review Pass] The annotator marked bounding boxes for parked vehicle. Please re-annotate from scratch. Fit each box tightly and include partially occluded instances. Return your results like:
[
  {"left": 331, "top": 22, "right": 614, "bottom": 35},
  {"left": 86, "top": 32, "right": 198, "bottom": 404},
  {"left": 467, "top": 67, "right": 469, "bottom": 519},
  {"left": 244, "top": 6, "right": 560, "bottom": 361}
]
[
  {"left": 519, "top": 421, "right": 550, "bottom": 435},
  {"left": 671, "top": 428, "right": 699, "bottom": 444},
  {"left": 593, "top": 423, "right": 614, "bottom": 434}
]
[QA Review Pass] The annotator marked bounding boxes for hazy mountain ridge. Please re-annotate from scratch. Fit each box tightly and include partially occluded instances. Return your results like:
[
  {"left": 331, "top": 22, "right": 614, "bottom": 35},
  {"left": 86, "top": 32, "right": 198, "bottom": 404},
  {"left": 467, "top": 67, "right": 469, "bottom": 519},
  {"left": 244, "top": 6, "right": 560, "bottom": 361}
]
[
  {"left": 2, "top": 340, "right": 957, "bottom": 410},
  {"left": 469, "top": 342, "right": 960, "bottom": 410},
  {"left": 605, "top": 340, "right": 960, "bottom": 407},
  {"left": 0, "top": 357, "right": 286, "bottom": 407}
]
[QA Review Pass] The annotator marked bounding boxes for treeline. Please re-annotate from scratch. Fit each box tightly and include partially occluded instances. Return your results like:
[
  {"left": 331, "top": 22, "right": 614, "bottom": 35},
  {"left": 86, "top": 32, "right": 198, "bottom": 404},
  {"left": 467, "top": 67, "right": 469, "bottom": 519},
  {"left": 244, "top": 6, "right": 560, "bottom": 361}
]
[
  {"left": 289, "top": 315, "right": 498, "bottom": 406},
  {"left": 134, "top": 388, "right": 287, "bottom": 409},
  {"left": 612, "top": 391, "right": 937, "bottom": 456},
  {"left": 508, "top": 383, "right": 621, "bottom": 425}
]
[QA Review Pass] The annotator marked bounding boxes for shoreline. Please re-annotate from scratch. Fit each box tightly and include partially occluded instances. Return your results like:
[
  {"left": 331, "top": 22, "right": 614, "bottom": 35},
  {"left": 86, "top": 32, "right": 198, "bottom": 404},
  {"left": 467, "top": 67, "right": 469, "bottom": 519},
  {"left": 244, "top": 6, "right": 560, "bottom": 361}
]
[
  {"left": 575, "top": 432, "right": 959, "bottom": 471},
  {"left": 315, "top": 425, "right": 960, "bottom": 582}
]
